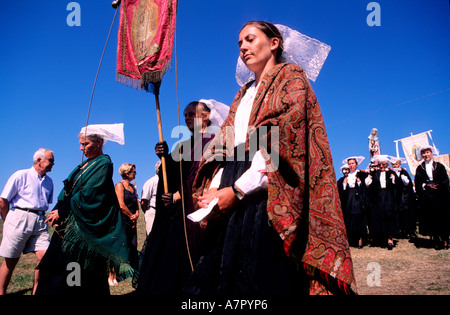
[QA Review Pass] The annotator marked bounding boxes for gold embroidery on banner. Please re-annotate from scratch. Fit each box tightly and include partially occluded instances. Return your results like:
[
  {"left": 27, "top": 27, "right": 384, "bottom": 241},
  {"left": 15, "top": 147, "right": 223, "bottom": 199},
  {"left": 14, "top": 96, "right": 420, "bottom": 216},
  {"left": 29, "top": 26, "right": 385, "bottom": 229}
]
[
  {"left": 411, "top": 144, "right": 423, "bottom": 162},
  {"left": 131, "top": 0, "right": 160, "bottom": 62}
]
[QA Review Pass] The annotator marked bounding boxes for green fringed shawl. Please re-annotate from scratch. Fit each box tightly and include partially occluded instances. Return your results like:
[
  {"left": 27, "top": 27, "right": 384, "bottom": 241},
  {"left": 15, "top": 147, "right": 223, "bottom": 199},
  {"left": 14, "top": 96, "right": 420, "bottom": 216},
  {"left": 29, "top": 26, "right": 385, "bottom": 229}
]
[{"left": 56, "top": 154, "right": 135, "bottom": 278}]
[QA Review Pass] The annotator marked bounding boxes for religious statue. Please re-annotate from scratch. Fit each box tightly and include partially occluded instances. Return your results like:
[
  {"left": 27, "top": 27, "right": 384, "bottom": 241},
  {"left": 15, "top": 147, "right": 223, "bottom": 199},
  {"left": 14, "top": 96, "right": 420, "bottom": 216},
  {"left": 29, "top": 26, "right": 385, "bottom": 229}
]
[{"left": 368, "top": 128, "right": 380, "bottom": 159}]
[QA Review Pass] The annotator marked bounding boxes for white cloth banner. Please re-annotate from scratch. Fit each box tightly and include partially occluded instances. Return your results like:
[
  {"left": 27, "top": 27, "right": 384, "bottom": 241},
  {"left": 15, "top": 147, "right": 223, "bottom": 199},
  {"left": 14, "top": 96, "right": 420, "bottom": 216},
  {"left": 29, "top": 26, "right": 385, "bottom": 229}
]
[{"left": 400, "top": 133, "right": 429, "bottom": 176}]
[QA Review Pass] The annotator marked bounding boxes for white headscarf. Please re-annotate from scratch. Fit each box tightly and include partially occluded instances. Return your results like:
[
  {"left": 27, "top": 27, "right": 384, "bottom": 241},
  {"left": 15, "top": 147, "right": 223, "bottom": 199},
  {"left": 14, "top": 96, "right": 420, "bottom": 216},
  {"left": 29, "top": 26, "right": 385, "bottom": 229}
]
[
  {"left": 373, "top": 154, "right": 390, "bottom": 163},
  {"left": 343, "top": 156, "right": 365, "bottom": 166},
  {"left": 236, "top": 24, "right": 331, "bottom": 86},
  {"left": 387, "top": 156, "right": 407, "bottom": 164},
  {"left": 79, "top": 123, "right": 125, "bottom": 145},
  {"left": 419, "top": 145, "right": 437, "bottom": 155},
  {"left": 198, "top": 99, "right": 230, "bottom": 129}
]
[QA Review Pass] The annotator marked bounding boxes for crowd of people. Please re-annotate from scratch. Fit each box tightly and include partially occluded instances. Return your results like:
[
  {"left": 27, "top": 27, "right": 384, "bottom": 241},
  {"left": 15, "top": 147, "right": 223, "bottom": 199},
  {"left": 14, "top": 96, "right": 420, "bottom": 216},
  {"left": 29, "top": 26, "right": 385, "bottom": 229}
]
[
  {"left": 337, "top": 150, "right": 450, "bottom": 251},
  {"left": 0, "top": 21, "right": 448, "bottom": 297}
]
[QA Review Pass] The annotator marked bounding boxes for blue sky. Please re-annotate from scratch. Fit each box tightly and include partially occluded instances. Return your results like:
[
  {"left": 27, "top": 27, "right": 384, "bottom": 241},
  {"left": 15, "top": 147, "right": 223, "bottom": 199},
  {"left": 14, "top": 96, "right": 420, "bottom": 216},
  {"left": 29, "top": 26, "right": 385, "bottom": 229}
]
[{"left": 1, "top": 0, "right": 449, "bottom": 208}]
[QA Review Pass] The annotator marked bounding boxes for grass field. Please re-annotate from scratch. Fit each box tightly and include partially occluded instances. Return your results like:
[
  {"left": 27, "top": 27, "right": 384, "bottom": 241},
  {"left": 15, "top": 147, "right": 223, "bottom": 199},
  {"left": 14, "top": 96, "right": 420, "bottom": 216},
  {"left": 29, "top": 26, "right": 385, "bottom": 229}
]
[
  {"left": 0, "top": 211, "right": 148, "bottom": 295},
  {"left": 1, "top": 211, "right": 448, "bottom": 295}
]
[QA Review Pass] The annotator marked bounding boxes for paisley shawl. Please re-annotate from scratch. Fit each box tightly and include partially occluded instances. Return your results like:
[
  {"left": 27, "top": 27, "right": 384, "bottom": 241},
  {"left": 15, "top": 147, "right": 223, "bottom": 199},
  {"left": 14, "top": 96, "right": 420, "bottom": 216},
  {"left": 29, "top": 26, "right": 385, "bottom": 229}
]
[{"left": 193, "top": 63, "right": 357, "bottom": 294}]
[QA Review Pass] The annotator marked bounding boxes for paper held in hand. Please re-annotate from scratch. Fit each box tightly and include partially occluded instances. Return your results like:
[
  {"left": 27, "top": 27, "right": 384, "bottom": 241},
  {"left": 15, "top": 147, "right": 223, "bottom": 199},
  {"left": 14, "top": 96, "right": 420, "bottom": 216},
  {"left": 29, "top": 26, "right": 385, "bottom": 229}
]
[{"left": 187, "top": 198, "right": 219, "bottom": 222}]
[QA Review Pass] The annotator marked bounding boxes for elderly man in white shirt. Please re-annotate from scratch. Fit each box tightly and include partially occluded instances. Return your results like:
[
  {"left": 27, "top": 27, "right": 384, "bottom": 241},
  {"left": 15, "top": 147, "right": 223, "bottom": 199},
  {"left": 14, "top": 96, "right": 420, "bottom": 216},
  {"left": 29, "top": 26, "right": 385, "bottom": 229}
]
[{"left": 0, "top": 148, "right": 54, "bottom": 295}]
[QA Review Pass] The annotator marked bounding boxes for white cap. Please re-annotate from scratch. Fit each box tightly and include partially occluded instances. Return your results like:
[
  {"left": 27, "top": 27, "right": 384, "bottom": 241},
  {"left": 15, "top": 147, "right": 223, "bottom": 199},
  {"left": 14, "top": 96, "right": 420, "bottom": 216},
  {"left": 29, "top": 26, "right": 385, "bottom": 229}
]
[
  {"left": 340, "top": 164, "right": 350, "bottom": 173},
  {"left": 342, "top": 156, "right": 365, "bottom": 165},
  {"left": 373, "top": 154, "right": 390, "bottom": 163},
  {"left": 419, "top": 145, "right": 437, "bottom": 155},
  {"left": 198, "top": 99, "right": 230, "bottom": 128},
  {"left": 387, "top": 156, "right": 407, "bottom": 164}
]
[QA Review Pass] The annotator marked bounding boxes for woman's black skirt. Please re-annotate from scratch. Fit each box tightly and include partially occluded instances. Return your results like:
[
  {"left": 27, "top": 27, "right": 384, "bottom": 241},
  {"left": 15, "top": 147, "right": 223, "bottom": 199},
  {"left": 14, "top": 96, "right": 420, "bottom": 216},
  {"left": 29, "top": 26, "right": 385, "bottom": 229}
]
[{"left": 183, "top": 151, "right": 308, "bottom": 296}]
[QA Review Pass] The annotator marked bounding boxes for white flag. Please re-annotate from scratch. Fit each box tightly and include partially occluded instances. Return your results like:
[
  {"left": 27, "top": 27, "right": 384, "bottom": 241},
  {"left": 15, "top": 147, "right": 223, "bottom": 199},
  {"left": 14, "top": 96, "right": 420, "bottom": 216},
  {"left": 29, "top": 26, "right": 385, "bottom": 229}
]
[{"left": 400, "top": 133, "right": 429, "bottom": 176}]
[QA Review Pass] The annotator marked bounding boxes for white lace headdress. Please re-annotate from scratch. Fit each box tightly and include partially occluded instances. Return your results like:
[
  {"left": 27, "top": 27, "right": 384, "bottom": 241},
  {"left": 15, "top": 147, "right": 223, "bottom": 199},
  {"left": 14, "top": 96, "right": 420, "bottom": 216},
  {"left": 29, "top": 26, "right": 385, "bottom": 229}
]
[
  {"left": 340, "top": 164, "right": 350, "bottom": 173},
  {"left": 373, "top": 154, "right": 390, "bottom": 163},
  {"left": 198, "top": 99, "right": 230, "bottom": 128},
  {"left": 419, "top": 145, "right": 438, "bottom": 155},
  {"left": 343, "top": 156, "right": 365, "bottom": 166},
  {"left": 236, "top": 24, "right": 331, "bottom": 86}
]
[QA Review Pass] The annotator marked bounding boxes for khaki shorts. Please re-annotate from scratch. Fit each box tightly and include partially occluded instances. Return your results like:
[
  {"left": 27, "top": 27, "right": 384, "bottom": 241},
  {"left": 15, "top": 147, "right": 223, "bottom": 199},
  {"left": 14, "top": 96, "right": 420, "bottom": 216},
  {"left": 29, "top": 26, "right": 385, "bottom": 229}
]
[{"left": 0, "top": 209, "right": 50, "bottom": 258}]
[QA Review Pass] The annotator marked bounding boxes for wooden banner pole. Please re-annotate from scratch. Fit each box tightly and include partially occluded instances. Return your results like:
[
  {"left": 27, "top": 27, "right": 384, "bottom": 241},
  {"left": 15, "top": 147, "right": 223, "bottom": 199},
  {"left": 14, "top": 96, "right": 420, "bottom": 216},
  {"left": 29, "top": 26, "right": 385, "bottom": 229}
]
[{"left": 154, "top": 82, "right": 169, "bottom": 193}]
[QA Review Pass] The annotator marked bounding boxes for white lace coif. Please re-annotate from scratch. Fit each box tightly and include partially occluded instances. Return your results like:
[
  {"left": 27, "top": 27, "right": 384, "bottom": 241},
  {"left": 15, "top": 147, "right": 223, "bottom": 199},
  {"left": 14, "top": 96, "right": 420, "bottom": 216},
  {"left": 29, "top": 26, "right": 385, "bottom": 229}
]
[
  {"left": 236, "top": 24, "right": 331, "bottom": 86},
  {"left": 198, "top": 99, "right": 230, "bottom": 128}
]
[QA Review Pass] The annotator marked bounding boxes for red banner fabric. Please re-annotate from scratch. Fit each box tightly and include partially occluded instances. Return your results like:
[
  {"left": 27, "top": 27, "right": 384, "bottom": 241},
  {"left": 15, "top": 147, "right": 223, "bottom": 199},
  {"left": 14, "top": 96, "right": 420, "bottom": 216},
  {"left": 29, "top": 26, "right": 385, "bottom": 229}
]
[{"left": 116, "top": 0, "right": 177, "bottom": 91}]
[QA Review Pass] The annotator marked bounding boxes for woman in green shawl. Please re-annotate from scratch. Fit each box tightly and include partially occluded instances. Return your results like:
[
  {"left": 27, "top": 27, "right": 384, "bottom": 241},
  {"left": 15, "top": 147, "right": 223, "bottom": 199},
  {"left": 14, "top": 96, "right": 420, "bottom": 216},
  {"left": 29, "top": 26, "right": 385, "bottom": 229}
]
[{"left": 36, "top": 124, "right": 135, "bottom": 295}]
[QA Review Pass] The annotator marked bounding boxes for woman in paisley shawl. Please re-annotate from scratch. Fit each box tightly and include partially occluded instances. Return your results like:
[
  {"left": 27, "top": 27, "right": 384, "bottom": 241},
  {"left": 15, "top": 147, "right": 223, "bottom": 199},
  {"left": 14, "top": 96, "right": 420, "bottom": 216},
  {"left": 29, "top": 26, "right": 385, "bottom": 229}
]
[
  {"left": 36, "top": 125, "right": 135, "bottom": 295},
  {"left": 183, "top": 21, "right": 356, "bottom": 296}
]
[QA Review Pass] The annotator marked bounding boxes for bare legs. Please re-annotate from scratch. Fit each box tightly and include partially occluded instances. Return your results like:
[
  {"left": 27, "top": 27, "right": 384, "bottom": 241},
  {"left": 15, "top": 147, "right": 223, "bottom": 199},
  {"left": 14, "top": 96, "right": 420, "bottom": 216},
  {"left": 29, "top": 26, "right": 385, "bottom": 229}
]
[{"left": 0, "top": 249, "right": 46, "bottom": 295}]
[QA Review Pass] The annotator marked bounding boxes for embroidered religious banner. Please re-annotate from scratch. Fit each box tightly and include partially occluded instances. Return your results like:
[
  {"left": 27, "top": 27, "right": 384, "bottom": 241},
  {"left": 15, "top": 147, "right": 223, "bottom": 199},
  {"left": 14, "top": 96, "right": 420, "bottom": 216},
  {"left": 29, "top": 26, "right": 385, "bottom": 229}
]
[
  {"left": 400, "top": 132, "right": 429, "bottom": 176},
  {"left": 116, "top": 0, "right": 177, "bottom": 92}
]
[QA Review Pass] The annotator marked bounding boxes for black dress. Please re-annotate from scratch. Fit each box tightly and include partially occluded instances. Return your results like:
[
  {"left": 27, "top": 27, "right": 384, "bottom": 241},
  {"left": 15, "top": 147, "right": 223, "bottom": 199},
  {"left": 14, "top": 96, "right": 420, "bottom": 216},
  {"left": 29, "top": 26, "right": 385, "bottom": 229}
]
[
  {"left": 120, "top": 183, "right": 139, "bottom": 270},
  {"left": 35, "top": 155, "right": 131, "bottom": 295},
  {"left": 35, "top": 229, "right": 110, "bottom": 295},
  {"left": 366, "top": 170, "right": 399, "bottom": 237},
  {"left": 395, "top": 169, "right": 417, "bottom": 236},
  {"left": 414, "top": 161, "right": 450, "bottom": 238},
  {"left": 135, "top": 134, "right": 212, "bottom": 295},
  {"left": 337, "top": 171, "right": 368, "bottom": 246},
  {"left": 182, "top": 150, "right": 309, "bottom": 296}
]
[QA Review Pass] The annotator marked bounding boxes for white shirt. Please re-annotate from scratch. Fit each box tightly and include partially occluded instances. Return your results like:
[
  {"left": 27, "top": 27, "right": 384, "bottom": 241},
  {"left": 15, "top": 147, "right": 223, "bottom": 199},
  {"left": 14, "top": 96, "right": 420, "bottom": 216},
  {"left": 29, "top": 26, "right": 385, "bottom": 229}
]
[
  {"left": 394, "top": 169, "right": 410, "bottom": 186},
  {"left": 210, "top": 82, "right": 268, "bottom": 195},
  {"left": 234, "top": 82, "right": 259, "bottom": 146},
  {"left": 141, "top": 174, "right": 159, "bottom": 208},
  {"left": 1, "top": 167, "right": 53, "bottom": 211},
  {"left": 380, "top": 171, "right": 386, "bottom": 188},
  {"left": 343, "top": 171, "right": 360, "bottom": 189},
  {"left": 364, "top": 170, "right": 395, "bottom": 188},
  {"left": 425, "top": 160, "right": 434, "bottom": 180}
]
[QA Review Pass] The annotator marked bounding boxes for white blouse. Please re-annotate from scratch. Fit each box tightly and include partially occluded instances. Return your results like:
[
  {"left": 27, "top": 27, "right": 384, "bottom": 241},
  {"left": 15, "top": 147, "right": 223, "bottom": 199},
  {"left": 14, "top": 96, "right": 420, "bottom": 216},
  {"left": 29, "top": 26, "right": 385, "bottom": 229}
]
[
  {"left": 209, "top": 82, "right": 268, "bottom": 195},
  {"left": 343, "top": 171, "right": 359, "bottom": 189},
  {"left": 425, "top": 160, "right": 434, "bottom": 180}
]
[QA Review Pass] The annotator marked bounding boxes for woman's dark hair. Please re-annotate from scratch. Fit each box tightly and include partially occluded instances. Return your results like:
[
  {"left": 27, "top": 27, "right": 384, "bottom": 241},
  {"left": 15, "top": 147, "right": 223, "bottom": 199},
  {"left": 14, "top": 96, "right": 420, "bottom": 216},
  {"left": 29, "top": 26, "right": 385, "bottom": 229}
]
[
  {"left": 183, "top": 101, "right": 199, "bottom": 115},
  {"left": 241, "top": 21, "right": 285, "bottom": 63},
  {"left": 184, "top": 101, "right": 211, "bottom": 127}
]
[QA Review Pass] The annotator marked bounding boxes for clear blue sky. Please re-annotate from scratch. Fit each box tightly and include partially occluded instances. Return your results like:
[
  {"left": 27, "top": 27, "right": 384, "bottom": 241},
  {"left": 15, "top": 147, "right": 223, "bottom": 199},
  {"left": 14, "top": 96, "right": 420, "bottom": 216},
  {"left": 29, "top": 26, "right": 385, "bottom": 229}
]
[{"left": 1, "top": 0, "right": 449, "bottom": 209}]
